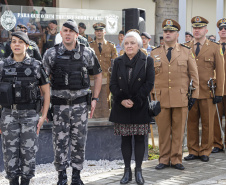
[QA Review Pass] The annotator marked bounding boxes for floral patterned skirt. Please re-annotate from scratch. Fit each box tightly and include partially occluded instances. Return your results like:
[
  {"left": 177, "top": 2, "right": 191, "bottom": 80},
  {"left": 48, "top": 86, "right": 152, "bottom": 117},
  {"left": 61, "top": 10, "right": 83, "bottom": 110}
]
[{"left": 114, "top": 123, "right": 150, "bottom": 136}]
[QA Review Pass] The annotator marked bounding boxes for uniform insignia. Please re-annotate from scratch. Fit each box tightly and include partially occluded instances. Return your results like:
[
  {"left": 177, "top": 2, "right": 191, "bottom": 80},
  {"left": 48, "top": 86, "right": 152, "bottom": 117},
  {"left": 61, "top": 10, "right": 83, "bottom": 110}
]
[
  {"left": 192, "top": 53, "right": 195, "bottom": 59},
  {"left": 74, "top": 53, "right": 80, "bottom": 59},
  {"left": 16, "top": 92, "right": 21, "bottom": 97},
  {"left": 1, "top": 10, "right": 16, "bottom": 31},
  {"left": 4, "top": 68, "right": 17, "bottom": 75},
  {"left": 24, "top": 68, "right": 32, "bottom": 76},
  {"left": 1, "top": 49, "right": 4, "bottom": 53},
  {"left": 220, "top": 48, "right": 224, "bottom": 56},
  {"left": 29, "top": 46, "right": 33, "bottom": 50},
  {"left": 166, "top": 20, "right": 173, "bottom": 26},
  {"left": 222, "top": 18, "right": 226, "bottom": 23},
  {"left": 210, "top": 40, "right": 220, "bottom": 45},
  {"left": 152, "top": 45, "right": 160, "bottom": 51},
  {"left": 180, "top": 44, "right": 191, "bottom": 49},
  {"left": 195, "top": 16, "right": 201, "bottom": 22}
]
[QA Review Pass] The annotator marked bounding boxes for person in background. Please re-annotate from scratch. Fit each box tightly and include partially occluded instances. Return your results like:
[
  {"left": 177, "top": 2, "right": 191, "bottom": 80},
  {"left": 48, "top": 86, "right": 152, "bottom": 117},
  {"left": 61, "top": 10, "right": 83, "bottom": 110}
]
[
  {"left": 78, "top": 22, "right": 93, "bottom": 42},
  {"left": 208, "top": 35, "right": 216, "bottom": 42},
  {"left": 160, "top": 36, "right": 164, "bottom": 46},
  {"left": 141, "top": 32, "right": 153, "bottom": 56},
  {"left": 185, "top": 31, "right": 193, "bottom": 42},
  {"left": 110, "top": 31, "right": 154, "bottom": 185},
  {"left": 116, "top": 30, "right": 124, "bottom": 56}
]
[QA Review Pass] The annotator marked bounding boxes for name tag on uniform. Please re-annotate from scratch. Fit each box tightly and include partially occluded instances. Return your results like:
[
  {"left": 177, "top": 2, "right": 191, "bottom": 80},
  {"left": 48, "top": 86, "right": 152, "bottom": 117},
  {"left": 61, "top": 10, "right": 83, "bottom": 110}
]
[
  {"left": 4, "top": 68, "right": 17, "bottom": 75},
  {"left": 57, "top": 56, "right": 71, "bottom": 60}
]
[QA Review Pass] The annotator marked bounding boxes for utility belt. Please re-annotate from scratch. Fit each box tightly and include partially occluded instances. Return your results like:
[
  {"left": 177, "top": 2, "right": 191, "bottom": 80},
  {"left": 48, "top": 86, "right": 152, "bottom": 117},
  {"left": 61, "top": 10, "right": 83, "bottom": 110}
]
[
  {"left": 51, "top": 95, "right": 90, "bottom": 105},
  {"left": 4, "top": 103, "right": 36, "bottom": 110}
]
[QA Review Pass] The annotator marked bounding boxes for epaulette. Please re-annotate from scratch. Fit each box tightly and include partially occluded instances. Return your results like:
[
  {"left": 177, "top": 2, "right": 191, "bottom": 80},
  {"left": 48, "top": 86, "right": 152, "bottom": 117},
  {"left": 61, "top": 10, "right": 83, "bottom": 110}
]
[
  {"left": 210, "top": 40, "right": 220, "bottom": 45},
  {"left": 108, "top": 40, "right": 115, "bottom": 45},
  {"left": 180, "top": 43, "right": 191, "bottom": 49},
  {"left": 89, "top": 41, "right": 94, "bottom": 44},
  {"left": 152, "top": 45, "right": 160, "bottom": 51}
]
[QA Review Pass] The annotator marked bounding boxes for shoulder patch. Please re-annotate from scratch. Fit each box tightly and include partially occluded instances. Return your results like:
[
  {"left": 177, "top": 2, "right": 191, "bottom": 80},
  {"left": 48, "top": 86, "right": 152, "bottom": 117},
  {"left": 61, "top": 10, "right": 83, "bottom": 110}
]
[
  {"left": 152, "top": 45, "right": 160, "bottom": 51},
  {"left": 210, "top": 40, "right": 220, "bottom": 45},
  {"left": 180, "top": 44, "right": 191, "bottom": 49}
]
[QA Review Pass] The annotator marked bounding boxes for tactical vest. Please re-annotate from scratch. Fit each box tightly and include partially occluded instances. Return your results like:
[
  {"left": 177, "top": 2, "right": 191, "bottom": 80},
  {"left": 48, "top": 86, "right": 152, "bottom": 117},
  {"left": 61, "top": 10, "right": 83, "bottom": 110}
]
[
  {"left": 44, "top": 34, "right": 56, "bottom": 51},
  {"left": 1, "top": 59, "right": 40, "bottom": 104},
  {"left": 51, "top": 44, "right": 90, "bottom": 90}
]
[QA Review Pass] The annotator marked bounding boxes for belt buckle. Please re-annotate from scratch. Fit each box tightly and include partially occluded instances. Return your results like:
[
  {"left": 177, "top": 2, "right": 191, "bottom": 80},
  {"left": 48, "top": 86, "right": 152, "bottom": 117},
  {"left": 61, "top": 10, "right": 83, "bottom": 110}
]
[{"left": 12, "top": 104, "right": 17, "bottom": 110}]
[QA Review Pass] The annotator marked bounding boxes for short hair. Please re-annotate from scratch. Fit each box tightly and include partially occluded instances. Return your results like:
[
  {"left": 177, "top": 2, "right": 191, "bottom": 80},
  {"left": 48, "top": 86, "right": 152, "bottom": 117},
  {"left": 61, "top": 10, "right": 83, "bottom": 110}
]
[{"left": 121, "top": 31, "right": 142, "bottom": 50}]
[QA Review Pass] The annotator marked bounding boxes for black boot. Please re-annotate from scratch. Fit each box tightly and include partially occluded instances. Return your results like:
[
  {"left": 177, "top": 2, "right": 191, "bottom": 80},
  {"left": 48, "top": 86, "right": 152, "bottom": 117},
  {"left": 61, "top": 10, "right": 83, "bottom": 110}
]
[
  {"left": 57, "top": 170, "right": 68, "bottom": 185},
  {"left": 120, "top": 167, "right": 132, "bottom": 184},
  {"left": 20, "top": 177, "right": 30, "bottom": 185},
  {"left": 71, "top": 168, "right": 84, "bottom": 185},
  {"left": 9, "top": 177, "right": 19, "bottom": 185},
  {"left": 135, "top": 167, "right": 144, "bottom": 185}
]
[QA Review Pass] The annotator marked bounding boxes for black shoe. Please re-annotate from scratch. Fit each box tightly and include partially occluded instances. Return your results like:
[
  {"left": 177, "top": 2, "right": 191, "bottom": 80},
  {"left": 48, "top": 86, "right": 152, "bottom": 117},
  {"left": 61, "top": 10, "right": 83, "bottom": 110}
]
[
  {"left": 9, "top": 177, "right": 19, "bottom": 185},
  {"left": 135, "top": 167, "right": 144, "bottom": 185},
  {"left": 57, "top": 170, "right": 68, "bottom": 185},
  {"left": 120, "top": 167, "right": 132, "bottom": 184},
  {"left": 212, "top": 147, "right": 224, "bottom": 153},
  {"left": 184, "top": 154, "right": 199, "bottom": 161},
  {"left": 171, "top": 163, "right": 185, "bottom": 170},
  {"left": 71, "top": 168, "right": 84, "bottom": 185},
  {"left": 155, "top": 163, "right": 170, "bottom": 170},
  {"left": 20, "top": 177, "right": 30, "bottom": 185},
  {"left": 200, "top": 155, "right": 209, "bottom": 162}
]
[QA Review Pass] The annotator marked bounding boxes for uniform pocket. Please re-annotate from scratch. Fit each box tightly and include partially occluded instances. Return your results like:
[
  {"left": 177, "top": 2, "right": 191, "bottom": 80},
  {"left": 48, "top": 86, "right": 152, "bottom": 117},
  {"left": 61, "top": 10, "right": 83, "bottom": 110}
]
[
  {"left": 154, "top": 62, "right": 162, "bottom": 75},
  {"left": 178, "top": 60, "right": 187, "bottom": 72},
  {"left": 204, "top": 57, "right": 214, "bottom": 69}
]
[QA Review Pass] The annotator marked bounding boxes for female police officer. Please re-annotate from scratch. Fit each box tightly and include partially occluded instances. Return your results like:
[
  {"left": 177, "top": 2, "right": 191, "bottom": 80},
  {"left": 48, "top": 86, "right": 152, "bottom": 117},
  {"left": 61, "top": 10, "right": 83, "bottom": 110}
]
[{"left": 0, "top": 31, "right": 50, "bottom": 185}]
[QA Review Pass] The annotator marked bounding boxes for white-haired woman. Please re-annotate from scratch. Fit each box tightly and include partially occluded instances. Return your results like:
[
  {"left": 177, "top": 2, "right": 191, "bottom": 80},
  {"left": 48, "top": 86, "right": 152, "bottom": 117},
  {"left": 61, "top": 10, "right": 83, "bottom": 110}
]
[{"left": 109, "top": 31, "right": 155, "bottom": 185}]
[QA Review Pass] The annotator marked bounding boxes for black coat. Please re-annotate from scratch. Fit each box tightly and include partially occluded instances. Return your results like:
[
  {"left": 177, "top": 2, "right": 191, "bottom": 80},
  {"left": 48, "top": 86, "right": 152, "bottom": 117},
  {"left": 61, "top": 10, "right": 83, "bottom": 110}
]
[{"left": 109, "top": 51, "right": 155, "bottom": 124}]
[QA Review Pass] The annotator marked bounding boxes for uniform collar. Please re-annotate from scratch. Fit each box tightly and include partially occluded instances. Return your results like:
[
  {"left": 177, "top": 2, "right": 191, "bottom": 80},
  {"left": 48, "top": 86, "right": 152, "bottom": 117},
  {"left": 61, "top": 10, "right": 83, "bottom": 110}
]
[
  {"left": 164, "top": 43, "right": 177, "bottom": 52},
  {"left": 57, "top": 42, "right": 80, "bottom": 55},
  {"left": 194, "top": 38, "right": 206, "bottom": 46},
  {"left": 5, "top": 53, "right": 31, "bottom": 66}
]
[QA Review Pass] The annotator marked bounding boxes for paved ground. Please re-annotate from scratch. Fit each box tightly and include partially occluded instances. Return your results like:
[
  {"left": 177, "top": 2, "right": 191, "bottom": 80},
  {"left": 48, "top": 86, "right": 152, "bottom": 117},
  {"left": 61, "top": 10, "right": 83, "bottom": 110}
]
[{"left": 83, "top": 122, "right": 226, "bottom": 185}]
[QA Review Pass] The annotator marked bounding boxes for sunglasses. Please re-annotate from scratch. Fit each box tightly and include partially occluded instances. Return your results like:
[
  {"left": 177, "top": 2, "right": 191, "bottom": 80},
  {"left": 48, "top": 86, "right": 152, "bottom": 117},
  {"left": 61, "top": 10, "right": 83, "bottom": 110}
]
[{"left": 219, "top": 26, "right": 226, "bottom": 31}]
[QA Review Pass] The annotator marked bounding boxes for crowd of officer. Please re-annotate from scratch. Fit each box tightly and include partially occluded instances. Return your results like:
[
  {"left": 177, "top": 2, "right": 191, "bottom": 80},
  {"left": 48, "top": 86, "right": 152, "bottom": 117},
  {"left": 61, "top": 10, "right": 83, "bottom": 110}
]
[{"left": 0, "top": 15, "right": 226, "bottom": 185}]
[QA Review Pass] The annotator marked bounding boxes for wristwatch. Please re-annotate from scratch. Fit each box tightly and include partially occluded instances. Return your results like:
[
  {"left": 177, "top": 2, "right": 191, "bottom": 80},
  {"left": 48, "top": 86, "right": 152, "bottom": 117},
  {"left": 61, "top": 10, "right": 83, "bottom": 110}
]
[{"left": 92, "top": 97, "right": 99, "bottom": 102}]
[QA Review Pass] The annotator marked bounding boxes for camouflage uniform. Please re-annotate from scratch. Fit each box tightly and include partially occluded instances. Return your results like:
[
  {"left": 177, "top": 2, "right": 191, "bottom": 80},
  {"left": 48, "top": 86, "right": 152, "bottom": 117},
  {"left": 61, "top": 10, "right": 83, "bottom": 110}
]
[
  {"left": 0, "top": 54, "right": 49, "bottom": 180},
  {"left": 43, "top": 42, "right": 101, "bottom": 171}
]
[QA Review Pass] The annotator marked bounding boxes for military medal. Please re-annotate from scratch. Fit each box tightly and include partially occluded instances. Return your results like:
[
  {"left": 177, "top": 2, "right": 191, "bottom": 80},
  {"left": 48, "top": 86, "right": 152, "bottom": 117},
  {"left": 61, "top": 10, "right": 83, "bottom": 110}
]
[{"left": 74, "top": 53, "right": 80, "bottom": 59}]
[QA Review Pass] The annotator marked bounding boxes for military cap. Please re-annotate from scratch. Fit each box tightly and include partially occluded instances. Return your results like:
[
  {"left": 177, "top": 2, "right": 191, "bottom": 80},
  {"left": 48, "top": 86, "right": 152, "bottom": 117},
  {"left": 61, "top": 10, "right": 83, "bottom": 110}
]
[
  {"left": 217, "top": 18, "right": 226, "bottom": 28},
  {"left": 162, "top": 19, "right": 181, "bottom": 31},
  {"left": 17, "top": 24, "right": 28, "bottom": 31},
  {"left": 119, "top": 30, "right": 125, "bottom": 35},
  {"left": 11, "top": 31, "right": 30, "bottom": 44},
  {"left": 78, "top": 22, "right": 86, "bottom": 29},
  {"left": 63, "top": 19, "right": 79, "bottom": 33},
  {"left": 191, "top": 16, "right": 209, "bottom": 27},
  {"left": 93, "top": 22, "right": 106, "bottom": 30},
  {"left": 49, "top": 20, "right": 57, "bottom": 25},
  {"left": 127, "top": 29, "right": 140, "bottom": 34},
  {"left": 141, "top": 32, "right": 151, "bottom": 39},
  {"left": 185, "top": 31, "right": 193, "bottom": 37}
]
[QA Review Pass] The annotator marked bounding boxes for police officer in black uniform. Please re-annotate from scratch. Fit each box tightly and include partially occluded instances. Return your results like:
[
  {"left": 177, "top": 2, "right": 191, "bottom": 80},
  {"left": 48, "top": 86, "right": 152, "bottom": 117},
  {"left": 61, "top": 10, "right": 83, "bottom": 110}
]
[
  {"left": 0, "top": 31, "right": 50, "bottom": 185},
  {"left": 5, "top": 24, "right": 42, "bottom": 61}
]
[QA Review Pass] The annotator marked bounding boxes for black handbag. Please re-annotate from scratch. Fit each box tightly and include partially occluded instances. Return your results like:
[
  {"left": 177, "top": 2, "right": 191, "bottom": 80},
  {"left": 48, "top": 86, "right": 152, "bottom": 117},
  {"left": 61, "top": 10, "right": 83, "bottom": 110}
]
[{"left": 145, "top": 58, "right": 161, "bottom": 117}]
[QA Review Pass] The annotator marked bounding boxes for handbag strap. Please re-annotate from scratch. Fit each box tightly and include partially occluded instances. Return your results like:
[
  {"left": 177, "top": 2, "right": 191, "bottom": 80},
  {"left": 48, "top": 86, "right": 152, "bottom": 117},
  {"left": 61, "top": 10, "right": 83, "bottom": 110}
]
[{"left": 145, "top": 57, "right": 157, "bottom": 101}]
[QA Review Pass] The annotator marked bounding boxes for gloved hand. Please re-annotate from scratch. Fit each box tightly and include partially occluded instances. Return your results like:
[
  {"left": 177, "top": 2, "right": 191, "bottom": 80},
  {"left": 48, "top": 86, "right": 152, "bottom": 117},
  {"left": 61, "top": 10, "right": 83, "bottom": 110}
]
[
  {"left": 213, "top": 96, "right": 223, "bottom": 104},
  {"left": 188, "top": 98, "right": 196, "bottom": 110}
]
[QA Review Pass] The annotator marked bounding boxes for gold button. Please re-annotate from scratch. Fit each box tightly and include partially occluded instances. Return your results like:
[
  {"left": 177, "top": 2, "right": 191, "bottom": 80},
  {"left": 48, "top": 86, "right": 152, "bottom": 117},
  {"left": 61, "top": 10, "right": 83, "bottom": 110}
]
[
  {"left": 169, "top": 79, "right": 171, "bottom": 82},
  {"left": 169, "top": 72, "right": 171, "bottom": 74},
  {"left": 208, "top": 59, "right": 210, "bottom": 61},
  {"left": 169, "top": 87, "right": 171, "bottom": 89},
  {"left": 100, "top": 55, "right": 101, "bottom": 57},
  {"left": 196, "top": 59, "right": 198, "bottom": 61},
  {"left": 100, "top": 60, "right": 101, "bottom": 62},
  {"left": 169, "top": 64, "right": 171, "bottom": 67}
]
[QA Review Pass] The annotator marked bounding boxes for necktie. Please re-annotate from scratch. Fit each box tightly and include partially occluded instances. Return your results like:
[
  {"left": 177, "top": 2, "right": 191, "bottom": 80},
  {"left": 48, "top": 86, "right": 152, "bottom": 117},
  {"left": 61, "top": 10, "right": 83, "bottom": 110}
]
[
  {"left": 98, "top": 43, "right": 102, "bottom": 53},
  {"left": 167, "top": 47, "right": 173, "bottom": 62},
  {"left": 222, "top": 43, "right": 226, "bottom": 54},
  {"left": 195, "top": 42, "right": 200, "bottom": 56}
]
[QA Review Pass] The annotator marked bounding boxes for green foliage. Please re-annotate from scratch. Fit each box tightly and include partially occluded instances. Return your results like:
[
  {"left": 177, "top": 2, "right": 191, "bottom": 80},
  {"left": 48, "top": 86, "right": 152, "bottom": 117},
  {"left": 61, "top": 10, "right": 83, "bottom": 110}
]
[{"left": 148, "top": 144, "right": 159, "bottom": 160}]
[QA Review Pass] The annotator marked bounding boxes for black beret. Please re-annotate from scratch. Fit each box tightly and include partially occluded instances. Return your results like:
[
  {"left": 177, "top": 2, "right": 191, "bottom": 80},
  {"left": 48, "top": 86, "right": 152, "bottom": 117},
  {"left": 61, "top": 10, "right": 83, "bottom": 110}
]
[
  {"left": 11, "top": 31, "right": 29, "bottom": 44},
  {"left": 185, "top": 31, "right": 193, "bottom": 37},
  {"left": 63, "top": 19, "right": 79, "bottom": 33},
  {"left": 141, "top": 32, "right": 151, "bottom": 39},
  {"left": 119, "top": 30, "right": 124, "bottom": 35},
  {"left": 17, "top": 24, "right": 28, "bottom": 31},
  {"left": 49, "top": 20, "right": 57, "bottom": 25},
  {"left": 78, "top": 22, "right": 86, "bottom": 29}
]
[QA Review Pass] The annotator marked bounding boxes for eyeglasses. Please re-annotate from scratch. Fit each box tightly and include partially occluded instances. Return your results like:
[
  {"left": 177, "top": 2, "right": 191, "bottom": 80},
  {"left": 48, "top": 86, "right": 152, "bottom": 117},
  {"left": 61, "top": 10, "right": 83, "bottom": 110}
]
[{"left": 219, "top": 26, "right": 226, "bottom": 31}]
